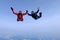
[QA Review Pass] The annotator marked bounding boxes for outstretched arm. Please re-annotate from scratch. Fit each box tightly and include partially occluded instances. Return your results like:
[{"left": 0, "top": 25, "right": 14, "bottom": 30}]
[
  {"left": 28, "top": 13, "right": 32, "bottom": 16},
  {"left": 23, "top": 12, "right": 32, "bottom": 16},
  {"left": 11, "top": 7, "right": 18, "bottom": 15},
  {"left": 22, "top": 13, "right": 27, "bottom": 15},
  {"left": 35, "top": 8, "right": 39, "bottom": 13},
  {"left": 22, "top": 10, "right": 30, "bottom": 16}
]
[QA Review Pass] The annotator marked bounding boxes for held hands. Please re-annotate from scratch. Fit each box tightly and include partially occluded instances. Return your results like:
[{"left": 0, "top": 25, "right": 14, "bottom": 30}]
[{"left": 26, "top": 10, "right": 29, "bottom": 14}]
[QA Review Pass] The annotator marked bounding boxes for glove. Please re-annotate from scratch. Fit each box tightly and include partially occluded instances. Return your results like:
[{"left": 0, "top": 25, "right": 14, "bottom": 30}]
[
  {"left": 11, "top": 7, "right": 13, "bottom": 11},
  {"left": 26, "top": 10, "right": 28, "bottom": 13}
]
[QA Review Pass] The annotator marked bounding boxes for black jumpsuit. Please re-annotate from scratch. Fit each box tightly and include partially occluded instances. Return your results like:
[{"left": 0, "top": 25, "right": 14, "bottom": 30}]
[{"left": 28, "top": 9, "right": 42, "bottom": 20}]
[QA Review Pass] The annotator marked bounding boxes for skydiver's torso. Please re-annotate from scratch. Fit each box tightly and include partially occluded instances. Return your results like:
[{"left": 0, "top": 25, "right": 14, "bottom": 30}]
[
  {"left": 31, "top": 13, "right": 38, "bottom": 19},
  {"left": 17, "top": 13, "right": 23, "bottom": 21}
]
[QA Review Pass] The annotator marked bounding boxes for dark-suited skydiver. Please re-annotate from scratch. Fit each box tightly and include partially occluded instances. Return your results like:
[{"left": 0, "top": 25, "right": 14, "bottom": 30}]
[{"left": 27, "top": 8, "right": 42, "bottom": 20}]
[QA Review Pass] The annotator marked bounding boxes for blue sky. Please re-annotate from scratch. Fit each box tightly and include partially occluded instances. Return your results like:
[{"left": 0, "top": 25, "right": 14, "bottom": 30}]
[{"left": 0, "top": 0, "right": 60, "bottom": 37}]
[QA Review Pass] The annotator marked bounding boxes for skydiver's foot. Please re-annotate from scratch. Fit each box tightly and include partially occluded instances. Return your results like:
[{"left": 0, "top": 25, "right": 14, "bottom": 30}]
[{"left": 39, "top": 12, "right": 42, "bottom": 17}]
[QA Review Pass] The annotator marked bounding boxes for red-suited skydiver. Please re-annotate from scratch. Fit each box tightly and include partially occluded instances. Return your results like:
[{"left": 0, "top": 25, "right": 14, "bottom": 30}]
[{"left": 11, "top": 7, "right": 28, "bottom": 21}]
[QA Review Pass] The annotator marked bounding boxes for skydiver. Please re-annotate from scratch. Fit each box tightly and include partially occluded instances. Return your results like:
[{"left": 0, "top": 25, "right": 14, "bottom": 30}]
[
  {"left": 27, "top": 8, "right": 42, "bottom": 20},
  {"left": 11, "top": 7, "right": 28, "bottom": 21}
]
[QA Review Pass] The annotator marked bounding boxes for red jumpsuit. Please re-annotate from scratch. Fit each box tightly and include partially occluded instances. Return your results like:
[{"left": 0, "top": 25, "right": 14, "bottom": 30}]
[{"left": 12, "top": 11, "right": 27, "bottom": 21}]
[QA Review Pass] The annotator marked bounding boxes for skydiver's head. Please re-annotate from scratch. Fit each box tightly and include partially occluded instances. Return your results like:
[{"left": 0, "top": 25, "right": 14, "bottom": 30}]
[
  {"left": 31, "top": 11, "right": 34, "bottom": 14},
  {"left": 19, "top": 11, "right": 22, "bottom": 13},
  {"left": 18, "top": 11, "right": 22, "bottom": 15}
]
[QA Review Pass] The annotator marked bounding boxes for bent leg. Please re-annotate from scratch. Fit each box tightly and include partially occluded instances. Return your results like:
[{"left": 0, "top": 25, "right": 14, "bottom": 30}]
[
  {"left": 39, "top": 12, "right": 42, "bottom": 18},
  {"left": 17, "top": 19, "right": 19, "bottom": 21},
  {"left": 17, "top": 18, "right": 23, "bottom": 21},
  {"left": 37, "top": 12, "right": 42, "bottom": 19}
]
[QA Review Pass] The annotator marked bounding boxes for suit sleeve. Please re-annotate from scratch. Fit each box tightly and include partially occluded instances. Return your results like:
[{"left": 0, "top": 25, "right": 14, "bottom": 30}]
[
  {"left": 22, "top": 13, "right": 27, "bottom": 16},
  {"left": 35, "top": 9, "right": 39, "bottom": 13},
  {"left": 28, "top": 13, "right": 32, "bottom": 16},
  {"left": 12, "top": 10, "right": 18, "bottom": 15}
]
